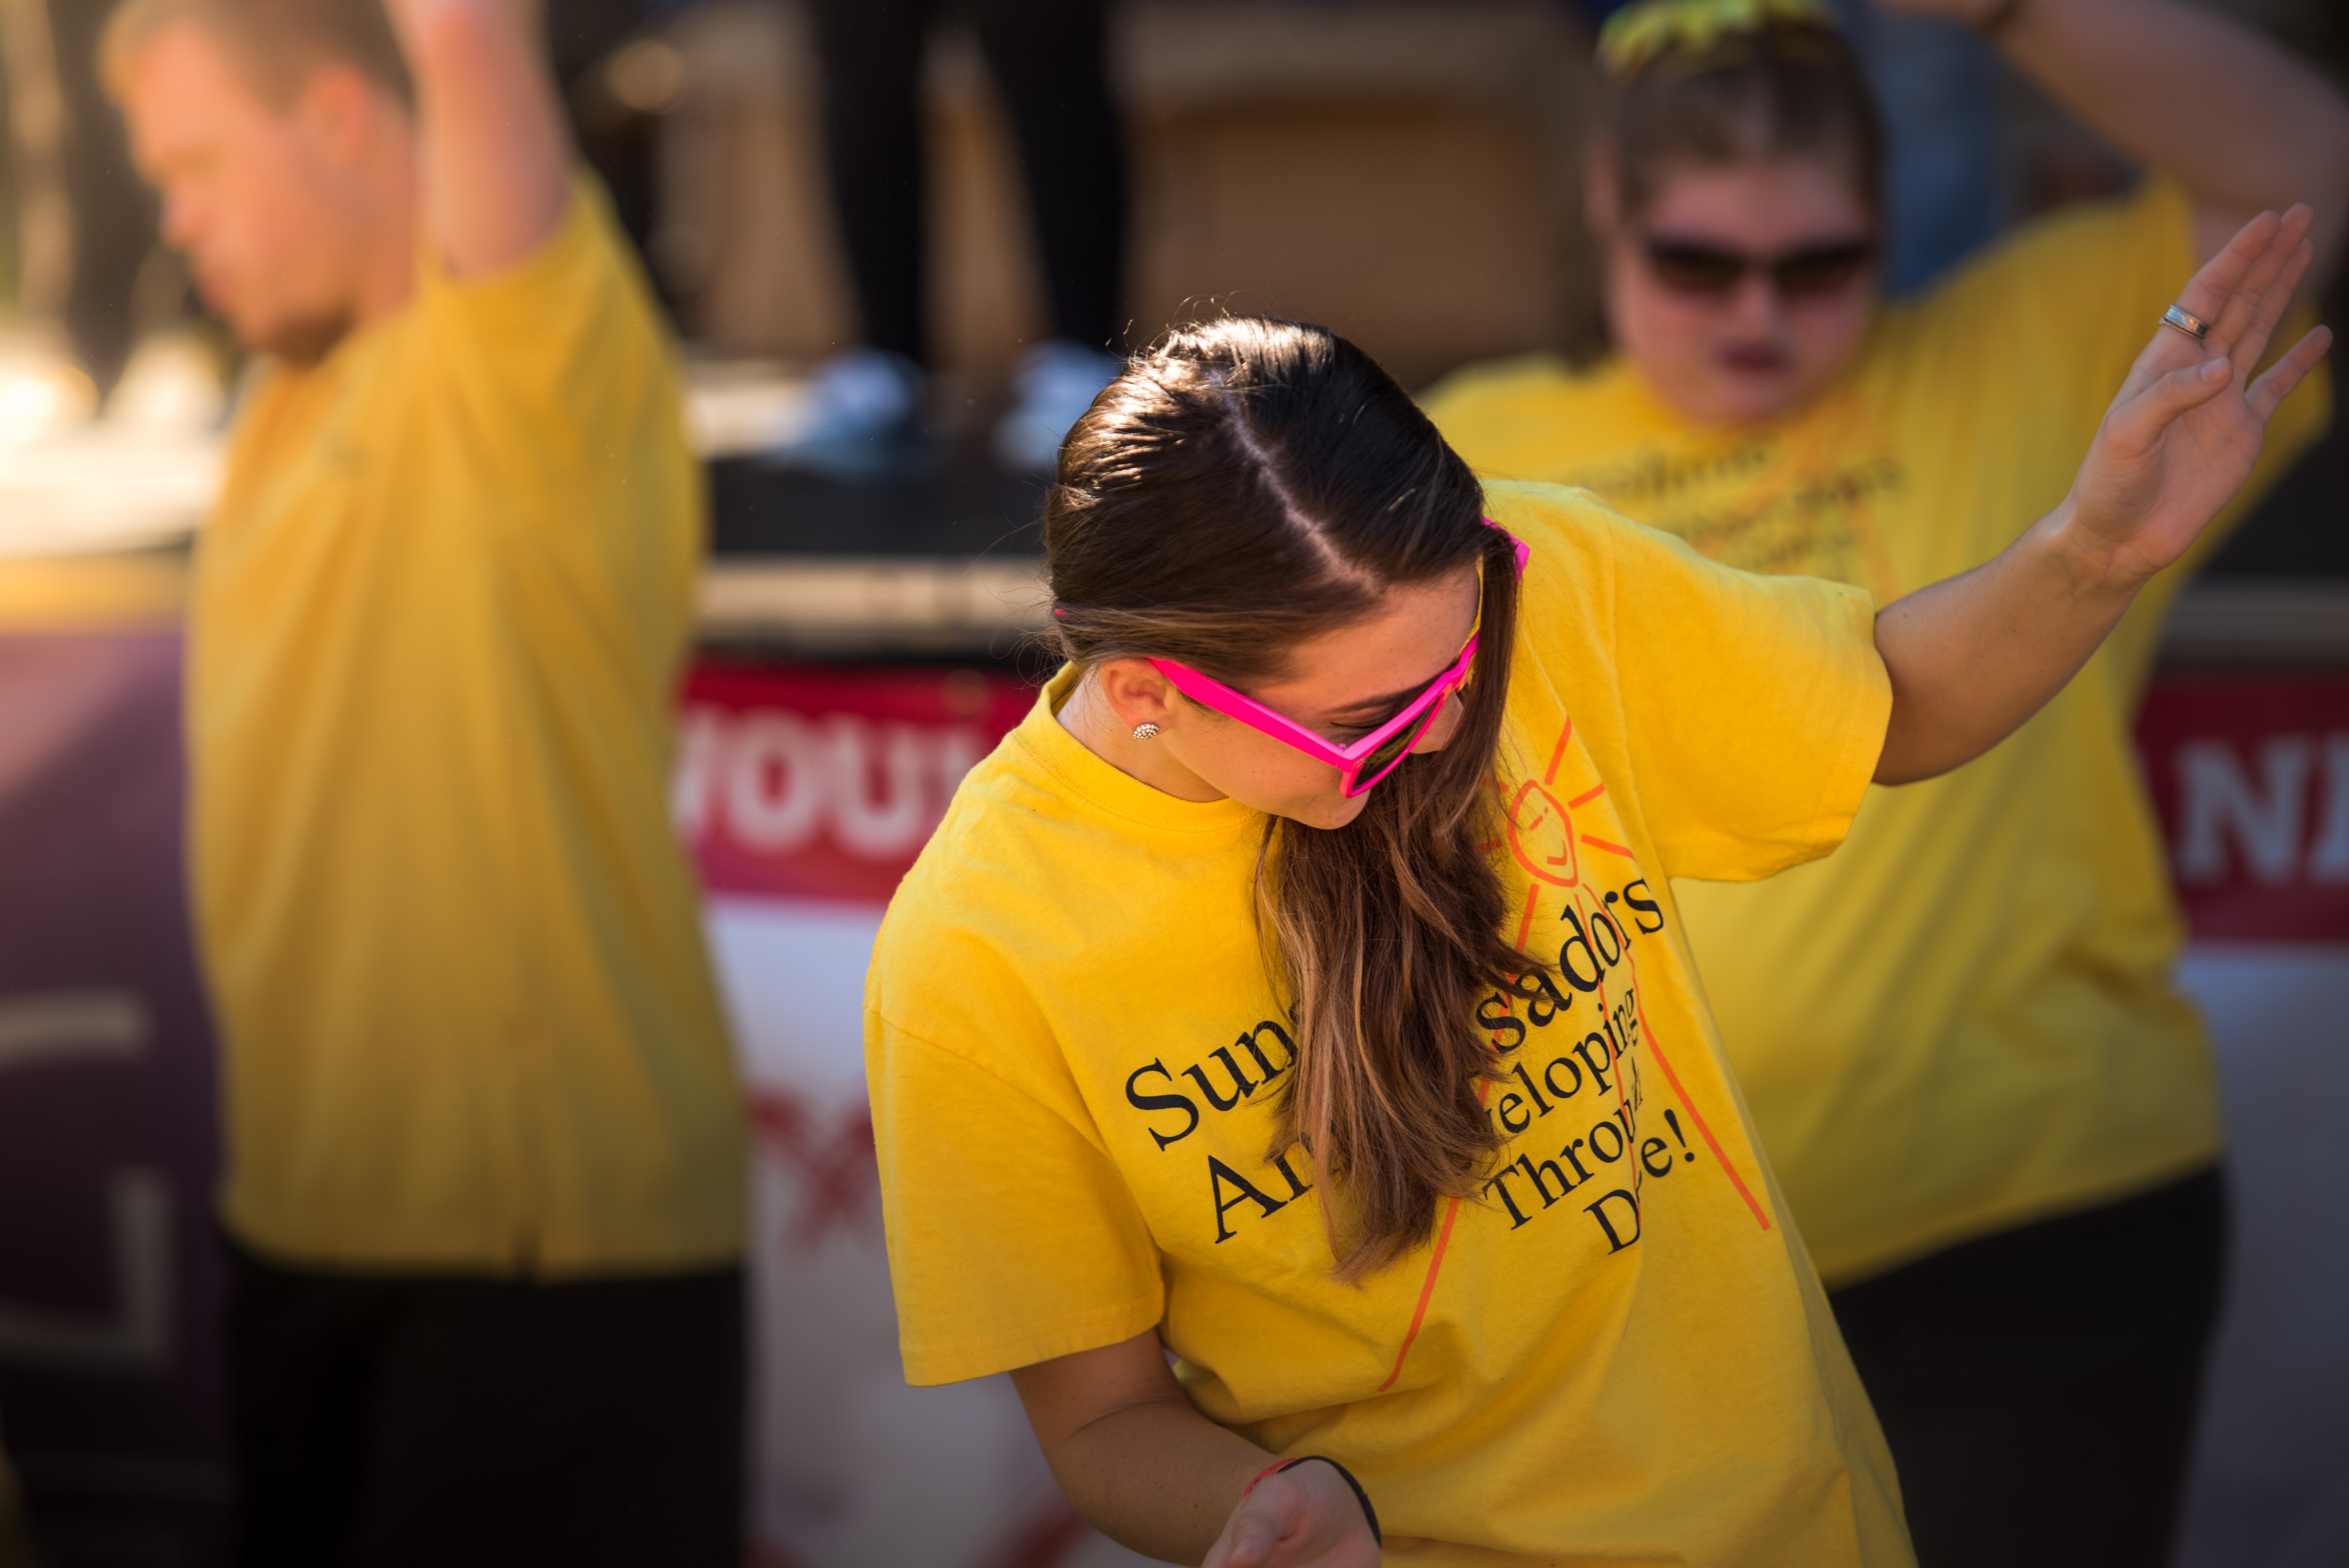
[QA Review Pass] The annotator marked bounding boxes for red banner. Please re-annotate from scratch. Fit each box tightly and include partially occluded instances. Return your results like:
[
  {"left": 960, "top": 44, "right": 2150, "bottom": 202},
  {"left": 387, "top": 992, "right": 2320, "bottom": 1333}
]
[
  {"left": 2136, "top": 673, "right": 2349, "bottom": 943},
  {"left": 679, "top": 659, "right": 2349, "bottom": 942},
  {"left": 678, "top": 660, "right": 1035, "bottom": 904}
]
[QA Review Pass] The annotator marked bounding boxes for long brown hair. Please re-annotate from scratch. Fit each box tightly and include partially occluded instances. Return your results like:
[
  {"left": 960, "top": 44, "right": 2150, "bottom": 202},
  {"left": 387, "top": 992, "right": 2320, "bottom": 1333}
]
[
  {"left": 1046, "top": 317, "right": 1532, "bottom": 1278},
  {"left": 1601, "top": 9, "right": 1884, "bottom": 223}
]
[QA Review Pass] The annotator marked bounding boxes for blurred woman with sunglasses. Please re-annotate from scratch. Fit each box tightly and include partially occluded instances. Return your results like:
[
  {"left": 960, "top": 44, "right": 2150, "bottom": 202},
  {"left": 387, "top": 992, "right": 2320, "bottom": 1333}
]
[
  {"left": 1423, "top": 0, "right": 2349, "bottom": 1560},
  {"left": 864, "top": 211, "right": 2322, "bottom": 1562}
]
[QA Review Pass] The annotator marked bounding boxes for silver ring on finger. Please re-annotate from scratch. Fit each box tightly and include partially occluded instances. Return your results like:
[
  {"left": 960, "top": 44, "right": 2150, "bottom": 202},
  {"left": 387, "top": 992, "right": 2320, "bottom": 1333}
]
[{"left": 2162, "top": 304, "right": 2213, "bottom": 341}]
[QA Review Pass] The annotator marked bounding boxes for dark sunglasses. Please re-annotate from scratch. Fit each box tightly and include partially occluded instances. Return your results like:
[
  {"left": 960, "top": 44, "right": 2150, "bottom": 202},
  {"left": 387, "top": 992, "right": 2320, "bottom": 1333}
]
[{"left": 1642, "top": 236, "right": 1879, "bottom": 299}]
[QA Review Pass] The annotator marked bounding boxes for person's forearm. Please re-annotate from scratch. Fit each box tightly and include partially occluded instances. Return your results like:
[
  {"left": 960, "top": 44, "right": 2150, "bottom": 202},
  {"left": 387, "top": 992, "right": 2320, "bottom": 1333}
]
[
  {"left": 1014, "top": 1332, "right": 1380, "bottom": 1566},
  {"left": 1031, "top": 1392, "right": 1271, "bottom": 1564},
  {"left": 384, "top": 0, "right": 571, "bottom": 278},
  {"left": 1875, "top": 202, "right": 2331, "bottom": 782},
  {"left": 1871, "top": 501, "right": 2136, "bottom": 784},
  {"left": 1993, "top": 0, "right": 2349, "bottom": 264}
]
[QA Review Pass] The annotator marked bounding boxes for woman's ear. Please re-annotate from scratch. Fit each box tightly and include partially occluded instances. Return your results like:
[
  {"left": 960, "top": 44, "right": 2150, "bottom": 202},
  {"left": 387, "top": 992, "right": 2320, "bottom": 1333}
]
[{"left": 1092, "top": 657, "right": 1181, "bottom": 733}]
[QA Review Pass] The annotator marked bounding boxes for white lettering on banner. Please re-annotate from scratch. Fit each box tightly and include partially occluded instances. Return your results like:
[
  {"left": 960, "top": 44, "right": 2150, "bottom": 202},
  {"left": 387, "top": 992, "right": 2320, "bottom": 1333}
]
[
  {"left": 0, "top": 1171, "right": 172, "bottom": 1371},
  {"left": 0, "top": 991, "right": 174, "bottom": 1372},
  {"left": 2175, "top": 734, "right": 2349, "bottom": 887},
  {"left": 832, "top": 718, "right": 928, "bottom": 859},
  {"left": 676, "top": 704, "right": 987, "bottom": 864},
  {"left": 2314, "top": 738, "right": 2349, "bottom": 885},
  {"left": 728, "top": 713, "right": 829, "bottom": 852},
  {"left": 0, "top": 990, "right": 146, "bottom": 1071},
  {"left": 672, "top": 706, "right": 723, "bottom": 840}
]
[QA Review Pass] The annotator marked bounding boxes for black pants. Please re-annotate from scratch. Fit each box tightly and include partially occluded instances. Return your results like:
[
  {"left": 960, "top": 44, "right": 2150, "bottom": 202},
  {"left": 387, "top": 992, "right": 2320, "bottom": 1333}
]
[
  {"left": 226, "top": 1238, "right": 744, "bottom": 1568},
  {"left": 807, "top": 0, "right": 1128, "bottom": 363},
  {"left": 1830, "top": 1169, "right": 2226, "bottom": 1568}
]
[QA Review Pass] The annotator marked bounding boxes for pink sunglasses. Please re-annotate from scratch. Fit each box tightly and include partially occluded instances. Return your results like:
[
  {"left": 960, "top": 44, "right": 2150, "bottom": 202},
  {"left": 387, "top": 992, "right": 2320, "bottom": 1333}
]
[{"left": 1148, "top": 528, "right": 1529, "bottom": 799}]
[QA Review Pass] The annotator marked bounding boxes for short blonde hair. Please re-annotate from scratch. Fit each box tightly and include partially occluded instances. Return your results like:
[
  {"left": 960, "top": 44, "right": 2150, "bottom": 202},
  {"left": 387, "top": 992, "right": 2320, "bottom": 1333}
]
[{"left": 102, "top": 0, "right": 412, "bottom": 107}]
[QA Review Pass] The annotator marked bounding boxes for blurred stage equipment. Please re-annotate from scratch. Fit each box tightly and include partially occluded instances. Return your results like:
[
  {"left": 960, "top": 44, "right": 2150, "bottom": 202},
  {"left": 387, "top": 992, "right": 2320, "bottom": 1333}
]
[
  {"left": 3, "top": 0, "right": 162, "bottom": 390},
  {"left": 651, "top": 0, "right": 1600, "bottom": 389}
]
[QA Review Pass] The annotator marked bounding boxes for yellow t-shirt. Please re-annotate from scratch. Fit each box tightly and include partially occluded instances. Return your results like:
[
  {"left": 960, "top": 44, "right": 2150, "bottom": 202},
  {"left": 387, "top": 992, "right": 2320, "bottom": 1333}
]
[
  {"left": 1422, "top": 181, "right": 2331, "bottom": 1285},
  {"left": 191, "top": 181, "right": 743, "bottom": 1274},
  {"left": 868, "top": 485, "right": 1912, "bottom": 1565}
]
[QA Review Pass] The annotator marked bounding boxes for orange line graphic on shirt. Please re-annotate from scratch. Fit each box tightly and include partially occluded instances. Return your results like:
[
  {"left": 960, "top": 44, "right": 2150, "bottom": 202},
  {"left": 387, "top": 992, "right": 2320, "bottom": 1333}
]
[
  {"left": 1378, "top": 717, "right": 1772, "bottom": 1393},
  {"left": 1544, "top": 721, "right": 1576, "bottom": 787},
  {"left": 1616, "top": 936, "right": 1772, "bottom": 1231},
  {"left": 1511, "top": 873, "right": 1542, "bottom": 953},
  {"left": 1383, "top": 727, "right": 1580, "bottom": 1392},
  {"left": 1377, "top": 875, "right": 1532, "bottom": 1394},
  {"left": 1377, "top": 1161, "right": 1473, "bottom": 1395}
]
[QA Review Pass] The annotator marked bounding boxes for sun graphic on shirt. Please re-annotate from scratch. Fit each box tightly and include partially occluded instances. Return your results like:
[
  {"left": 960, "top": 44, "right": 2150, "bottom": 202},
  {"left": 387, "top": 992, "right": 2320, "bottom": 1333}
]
[{"left": 1504, "top": 778, "right": 1582, "bottom": 887}]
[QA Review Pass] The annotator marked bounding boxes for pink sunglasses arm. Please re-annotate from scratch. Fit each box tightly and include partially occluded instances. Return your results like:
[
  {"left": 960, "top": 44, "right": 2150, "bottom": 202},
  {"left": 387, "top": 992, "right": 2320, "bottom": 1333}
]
[{"left": 1147, "top": 659, "right": 1359, "bottom": 767}]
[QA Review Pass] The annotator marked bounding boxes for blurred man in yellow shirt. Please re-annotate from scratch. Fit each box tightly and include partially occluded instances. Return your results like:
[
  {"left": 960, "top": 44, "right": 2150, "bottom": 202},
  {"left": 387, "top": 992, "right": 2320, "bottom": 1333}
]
[{"left": 104, "top": 0, "right": 744, "bottom": 1559}]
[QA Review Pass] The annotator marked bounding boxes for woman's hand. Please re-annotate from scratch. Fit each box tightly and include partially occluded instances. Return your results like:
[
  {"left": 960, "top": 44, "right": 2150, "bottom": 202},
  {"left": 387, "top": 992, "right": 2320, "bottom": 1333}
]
[
  {"left": 1011, "top": 1332, "right": 1385, "bottom": 1566},
  {"left": 1870, "top": 204, "right": 2330, "bottom": 787},
  {"left": 1202, "top": 1462, "right": 1382, "bottom": 1568},
  {"left": 2054, "top": 205, "right": 2331, "bottom": 593}
]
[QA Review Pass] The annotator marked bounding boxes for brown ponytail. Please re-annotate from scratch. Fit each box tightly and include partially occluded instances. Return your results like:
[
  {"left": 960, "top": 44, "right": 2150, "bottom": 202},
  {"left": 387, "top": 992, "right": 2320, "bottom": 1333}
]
[{"left": 1046, "top": 317, "right": 1534, "bottom": 1279}]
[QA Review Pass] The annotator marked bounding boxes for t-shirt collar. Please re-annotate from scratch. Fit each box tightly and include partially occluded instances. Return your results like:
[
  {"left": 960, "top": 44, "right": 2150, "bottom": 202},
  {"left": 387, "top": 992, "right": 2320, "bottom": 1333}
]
[{"left": 1015, "top": 664, "right": 1262, "bottom": 839}]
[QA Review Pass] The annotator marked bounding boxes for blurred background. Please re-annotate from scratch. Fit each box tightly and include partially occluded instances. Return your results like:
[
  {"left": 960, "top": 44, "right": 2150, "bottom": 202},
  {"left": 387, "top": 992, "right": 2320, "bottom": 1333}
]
[{"left": 0, "top": 0, "right": 2343, "bottom": 1564}]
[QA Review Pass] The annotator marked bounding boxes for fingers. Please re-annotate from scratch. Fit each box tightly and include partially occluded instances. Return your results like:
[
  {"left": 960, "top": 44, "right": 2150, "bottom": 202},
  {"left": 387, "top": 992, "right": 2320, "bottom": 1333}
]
[
  {"left": 1208, "top": 1516, "right": 1273, "bottom": 1568},
  {"left": 2176, "top": 210, "right": 2284, "bottom": 329},
  {"left": 2198, "top": 205, "right": 2311, "bottom": 359},
  {"left": 1206, "top": 1481, "right": 1294, "bottom": 1568},
  {"left": 2109, "top": 355, "right": 2235, "bottom": 452},
  {"left": 2208, "top": 208, "right": 2316, "bottom": 367},
  {"left": 2247, "top": 324, "right": 2334, "bottom": 422},
  {"left": 2230, "top": 237, "right": 2316, "bottom": 373}
]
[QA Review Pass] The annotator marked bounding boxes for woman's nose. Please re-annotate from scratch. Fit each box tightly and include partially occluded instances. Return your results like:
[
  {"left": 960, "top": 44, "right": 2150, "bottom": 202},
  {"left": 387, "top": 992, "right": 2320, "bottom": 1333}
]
[
  {"left": 1410, "top": 692, "right": 1467, "bottom": 755},
  {"left": 1730, "top": 272, "right": 1786, "bottom": 330}
]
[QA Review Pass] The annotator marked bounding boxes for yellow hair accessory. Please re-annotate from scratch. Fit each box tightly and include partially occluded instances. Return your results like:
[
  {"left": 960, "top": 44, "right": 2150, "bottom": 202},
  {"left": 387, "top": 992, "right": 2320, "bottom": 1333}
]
[{"left": 1598, "top": 0, "right": 1839, "bottom": 80}]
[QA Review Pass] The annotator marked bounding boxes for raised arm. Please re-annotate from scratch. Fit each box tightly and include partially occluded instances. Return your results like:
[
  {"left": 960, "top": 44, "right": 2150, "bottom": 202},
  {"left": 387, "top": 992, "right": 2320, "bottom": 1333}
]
[
  {"left": 1877, "top": 0, "right": 2349, "bottom": 279},
  {"left": 380, "top": 0, "right": 571, "bottom": 278},
  {"left": 1872, "top": 206, "right": 2329, "bottom": 784},
  {"left": 1012, "top": 1332, "right": 1380, "bottom": 1568}
]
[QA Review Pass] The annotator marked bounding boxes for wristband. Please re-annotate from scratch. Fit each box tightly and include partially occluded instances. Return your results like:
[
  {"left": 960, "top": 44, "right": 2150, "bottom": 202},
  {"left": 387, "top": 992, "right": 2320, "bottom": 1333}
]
[{"left": 1239, "top": 1455, "right": 1383, "bottom": 1545}]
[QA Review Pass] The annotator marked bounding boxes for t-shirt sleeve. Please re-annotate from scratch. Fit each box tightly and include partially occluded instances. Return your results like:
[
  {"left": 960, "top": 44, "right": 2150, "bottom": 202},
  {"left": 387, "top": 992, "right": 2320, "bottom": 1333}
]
[
  {"left": 865, "top": 1001, "right": 1165, "bottom": 1387},
  {"left": 1593, "top": 503, "right": 1890, "bottom": 884},
  {"left": 411, "top": 172, "right": 688, "bottom": 520}
]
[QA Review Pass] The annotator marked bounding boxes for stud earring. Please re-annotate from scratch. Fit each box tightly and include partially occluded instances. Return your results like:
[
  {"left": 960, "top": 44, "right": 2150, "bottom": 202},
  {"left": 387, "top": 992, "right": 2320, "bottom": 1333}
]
[{"left": 1132, "top": 722, "right": 1161, "bottom": 741}]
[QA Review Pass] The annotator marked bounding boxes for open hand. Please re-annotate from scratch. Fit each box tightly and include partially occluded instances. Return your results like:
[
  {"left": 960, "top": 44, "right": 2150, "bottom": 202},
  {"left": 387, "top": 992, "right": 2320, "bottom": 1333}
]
[
  {"left": 1201, "top": 1462, "right": 1381, "bottom": 1568},
  {"left": 2056, "top": 205, "right": 2331, "bottom": 593}
]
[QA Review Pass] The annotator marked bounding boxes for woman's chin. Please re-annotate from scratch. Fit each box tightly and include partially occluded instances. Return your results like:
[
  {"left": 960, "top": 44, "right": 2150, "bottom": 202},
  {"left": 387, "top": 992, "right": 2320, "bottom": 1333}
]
[{"left": 1283, "top": 792, "right": 1371, "bottom": 832}]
